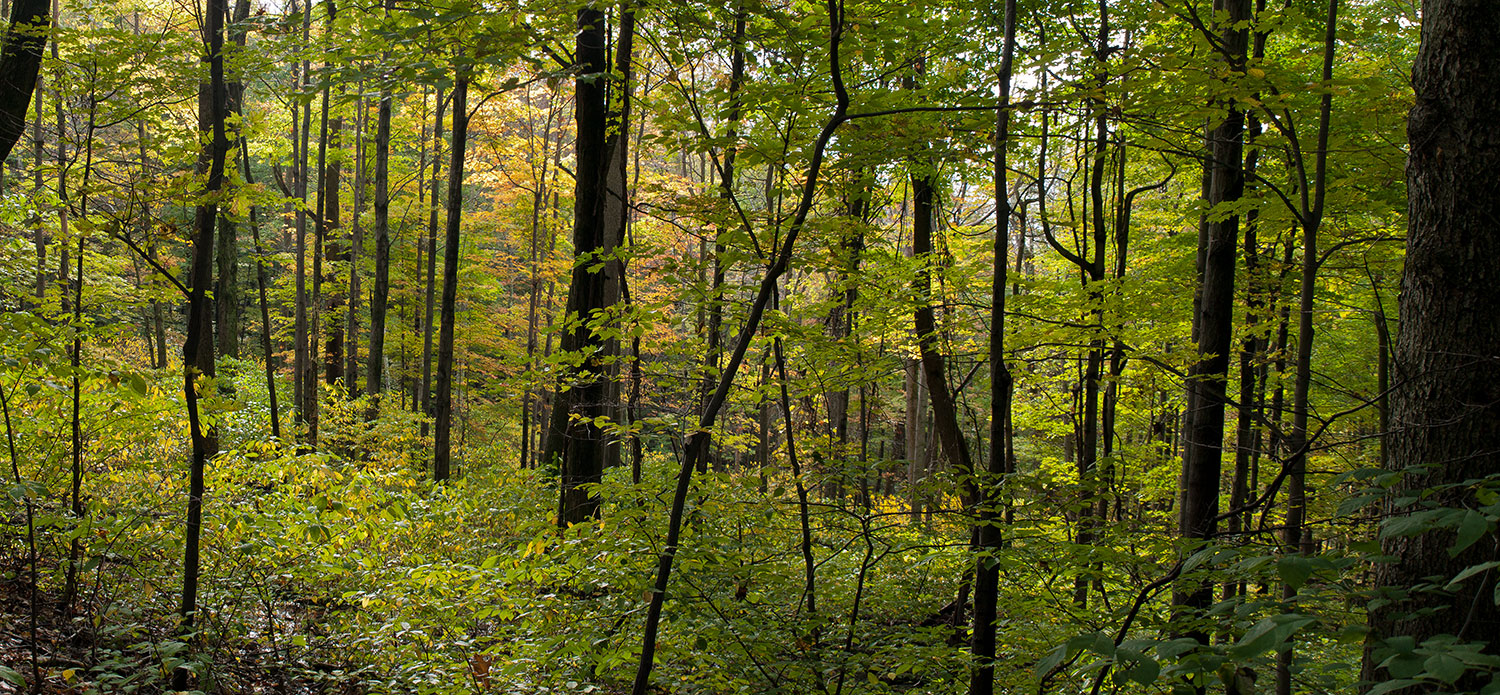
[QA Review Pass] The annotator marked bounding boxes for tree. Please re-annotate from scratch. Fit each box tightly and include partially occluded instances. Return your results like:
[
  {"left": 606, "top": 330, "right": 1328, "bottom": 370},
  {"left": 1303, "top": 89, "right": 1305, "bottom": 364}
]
[
  {"left": 1175, "top": 0, "right": 1249, "bottom": 638},
  {"left": 545, "top": 2, "right": 633, "bottom": 526},
  {"left": 0, "top": 0, "right": 49, "bottom": 164},
  {"left": 1362, "top": 0, "right": 1500, "bottom": 690},
  {"left": 971, "top": 3, "right": 1017, "bottom": 691},
  {"left": 365, "top": 0, "right": 395, "bottom": 410},
  {"left": 432, "top": 64, "right": 469, "bottom": 482},
  {"left": 174, "top": 0, "right": 229, "bottom": 684}
]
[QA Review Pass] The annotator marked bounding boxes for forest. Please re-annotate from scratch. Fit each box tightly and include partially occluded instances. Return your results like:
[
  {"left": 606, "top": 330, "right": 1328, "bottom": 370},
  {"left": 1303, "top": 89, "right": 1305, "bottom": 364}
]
[{"left": 1, "top": 0, "right": 1498, "bottom": 692}]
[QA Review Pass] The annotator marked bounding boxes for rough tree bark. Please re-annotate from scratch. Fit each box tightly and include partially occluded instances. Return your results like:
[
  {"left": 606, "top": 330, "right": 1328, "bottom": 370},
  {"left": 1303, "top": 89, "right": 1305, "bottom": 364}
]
[
  {"left": 212, "top": 0, "right": 247, "bottom": 362},
  {"left": 365, "top": 0, "right": 394, "bottom": 409},
  {"left": 418, "top": 87, "right": 446, "bottom": 433},
  {"left": 1362, "top": 0, "right": 1500, "bottom": 691}
]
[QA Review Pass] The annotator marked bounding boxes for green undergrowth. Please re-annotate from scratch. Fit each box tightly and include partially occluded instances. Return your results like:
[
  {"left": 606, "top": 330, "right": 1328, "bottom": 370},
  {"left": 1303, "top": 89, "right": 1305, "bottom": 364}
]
[{"left": 0, "top": 355, "right": 1407, "bottom": 695}]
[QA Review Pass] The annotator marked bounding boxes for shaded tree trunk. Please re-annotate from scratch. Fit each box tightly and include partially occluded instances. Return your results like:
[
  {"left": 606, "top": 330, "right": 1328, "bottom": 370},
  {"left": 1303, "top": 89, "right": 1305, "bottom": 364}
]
[
  {"left": 911, "top": 159, "right": 976, "bottom": 503},
  {"left": 365, "top": 0, "right": 396, "bottom": 406},
  {"left": 1362, "top": 0, "right": 1500, "bottom": 690},
  {"left": 292, "top": 0, "right": 312, "bottom": 439},
  {"left": 432, "top": 70, "right": 469, "bottom": 482},
  {"left": 345, "top": 88, "right": 363, "bottom": 398},
  {"left": 547, "top": 4, "right": 633, "bottom": 526},
  {"left": 418, "top": 87, "right": 446, "bottom": 433},
  {"left": 970, "top": 3, "right": 1016, "bottom": 690},
  {"left": 173, "top": 0, "right": 227, "bottom": 683},
  {"left": 1175, "top": 0, "right": 1248, "bottom": 615},
  {"left": 0, "top": 0, "right": 48, "bottom": 163}
]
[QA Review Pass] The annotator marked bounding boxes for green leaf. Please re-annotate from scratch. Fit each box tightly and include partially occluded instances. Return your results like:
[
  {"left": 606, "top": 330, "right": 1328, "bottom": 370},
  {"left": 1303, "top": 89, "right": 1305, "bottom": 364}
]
[
  {"left": 1381, "top": 509, "right": 1448, "bottom": 540},
  {"left": 1120, "top": 655, "right": 1160, "bottom": 685},
  {"left": 0, "top": 666, "right": 24, "bottom": 687},
  {"left": 1425, "top": 653, "right": 1467, "bottom": 684},
  {"left": 1445, "top": 561, "right": 1500, "bottom": 590},
  {"left": 1278, "top": 556, "right": 1316, "bottom": 592},
  {"left": 1338, "top": 623, "right": 1371, "bottom": 644},
  {"left": 1065, "top": 631, "right": 1115, "bottom": 657},
  {"left": 1035, "top": 644, "right": 1067, "bottom": 677},
  {"left": 1380, "top": 653, "right": 1424, "bottom": 679},
  {"left": 1450, "top": 510, "right": 1491, "bottom": 557},
  {"left": 1156, "top": 638, "right": 1200, "bottom": 660},
  {"left": 1230, "top": 614, "right": 1316, "bottom": 659},
  {"left": 1367, "top": 678, "right": 1420, "bottom": 695}
]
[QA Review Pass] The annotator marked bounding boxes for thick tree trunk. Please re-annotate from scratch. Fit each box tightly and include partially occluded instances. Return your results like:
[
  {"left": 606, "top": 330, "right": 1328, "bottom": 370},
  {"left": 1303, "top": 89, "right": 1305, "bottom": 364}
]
[
  {"left": 1362, "top": 0, "right": 1500, "bottom": 690},
  {"left": 911, "top": 166, "right": 976, "bottom": 503},
  {"left": 214, "top": 110, "right": 240, "bottom": 358},
  {"left": 292, "top": 0, "right": 311, "bottom": 439},
  {"left": 213, "top": 0, "right": 252, "bottom": 365},
  {"left": 321, "top": 115, "right": 344, "bottom": 388},
  {"left": 345, "top": 92, "right": 363, "bottom": 397}
]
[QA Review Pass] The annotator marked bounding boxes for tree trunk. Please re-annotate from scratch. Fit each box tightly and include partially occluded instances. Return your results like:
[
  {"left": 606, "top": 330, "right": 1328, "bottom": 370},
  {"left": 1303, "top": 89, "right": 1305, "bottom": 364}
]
[
  {"left": 418, "top": 87, "right": 446, "bottom": 432},
  {"left": 1175, "top": 0, "right": 1248, "bottom": 638},
  {"left": 432, "top": 70, "right": 469, "bottom": 482},
  {"left": 547, "top": 4, "right": 632, "bottom": 526},
  {"left": 911, "top": 162, "right": 976, "bottom": 504},
  {"left": 1362, "top": 0, "right": 1500, "bottom": 689},
  {"left": 173, "top": 0, "right": 227, "bottom": 683},
  {"left": 365, "top": 0, "right": 395, "bottom": 406},
  {"left": 292, "top": 0, "right": 312, "bottom": 440},
  {"left": 970, "top": 3, "right": 1016, "bottom": 690},
  {"left": 345, "top": 88, "right": 363, "bottom": 398},
  {"left": 0, "top": 0, "right": 48, "bottom": 163},
  {"left": 241, "top": 142, "right": 281, "bottom": 439}
]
